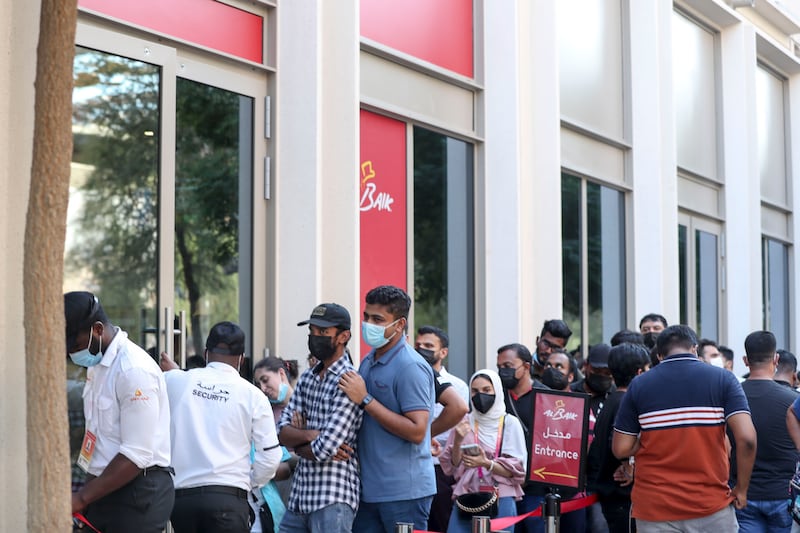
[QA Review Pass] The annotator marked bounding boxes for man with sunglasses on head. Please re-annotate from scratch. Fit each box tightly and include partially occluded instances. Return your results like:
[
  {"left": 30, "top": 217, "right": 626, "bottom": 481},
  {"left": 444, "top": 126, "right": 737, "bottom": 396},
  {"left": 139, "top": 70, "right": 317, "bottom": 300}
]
[{"left": 64, "top": 291, "right": 173, "bottom": 533}]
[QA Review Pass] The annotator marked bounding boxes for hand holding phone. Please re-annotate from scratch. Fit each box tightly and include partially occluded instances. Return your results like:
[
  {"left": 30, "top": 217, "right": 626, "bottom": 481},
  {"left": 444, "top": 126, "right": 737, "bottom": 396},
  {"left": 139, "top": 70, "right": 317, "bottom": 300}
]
[{"left": 460, "top": 443, "right": 481, "bottom": 456}]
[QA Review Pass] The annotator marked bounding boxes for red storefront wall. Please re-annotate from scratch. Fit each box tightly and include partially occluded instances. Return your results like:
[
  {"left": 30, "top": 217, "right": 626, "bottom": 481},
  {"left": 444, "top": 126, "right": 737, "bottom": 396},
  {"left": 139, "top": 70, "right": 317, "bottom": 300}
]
[
  {"left": 359, "top": 111, "right": 407, "bottom": 356},
  {"left": 78, "top": 0, "right": 263, "bottom": 63},
  {"left": 361, "top": 0, "right": 474, "bottom": 78}
]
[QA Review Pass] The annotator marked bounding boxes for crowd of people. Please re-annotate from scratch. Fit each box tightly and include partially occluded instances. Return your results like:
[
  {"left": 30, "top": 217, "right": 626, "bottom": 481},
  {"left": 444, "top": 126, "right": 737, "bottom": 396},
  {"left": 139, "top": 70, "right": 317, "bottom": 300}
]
[{"left": 64, "top": 288, "right": 800, "bottom": 533}]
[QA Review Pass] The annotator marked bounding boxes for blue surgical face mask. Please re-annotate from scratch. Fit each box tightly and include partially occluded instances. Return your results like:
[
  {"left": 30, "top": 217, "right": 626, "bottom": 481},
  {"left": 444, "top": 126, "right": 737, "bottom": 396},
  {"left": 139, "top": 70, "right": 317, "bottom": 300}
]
[
  {"left": 69, "top": 328, "right": 104, "bottom": 368},
  {"left": 270, "top": 382, "right": 289, "bottom": 404},
  {"left": 362, "top": 319, "right": 400, "bottom": 349}
]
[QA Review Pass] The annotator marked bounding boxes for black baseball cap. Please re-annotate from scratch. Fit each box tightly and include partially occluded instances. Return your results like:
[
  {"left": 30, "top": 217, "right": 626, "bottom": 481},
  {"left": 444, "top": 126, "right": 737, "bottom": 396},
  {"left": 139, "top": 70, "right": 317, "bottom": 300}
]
[
  {"left": 297, "top": 303, "right": 351, "bottom": 330},
  {"left": 587, "top": 343, "right": 611, "bottom": 369},
  {"left": 205, "top": 321, "right": 246, "bottom": 355},
  {"left": 64, "top": 291, "right": 102, "bottom": 353}
]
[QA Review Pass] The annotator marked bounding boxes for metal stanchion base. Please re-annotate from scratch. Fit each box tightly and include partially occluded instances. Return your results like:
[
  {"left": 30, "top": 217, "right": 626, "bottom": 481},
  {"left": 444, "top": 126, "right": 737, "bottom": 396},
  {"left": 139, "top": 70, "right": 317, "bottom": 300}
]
[{"left": 543, "top": 492, "right": 561, "bottom": 533}]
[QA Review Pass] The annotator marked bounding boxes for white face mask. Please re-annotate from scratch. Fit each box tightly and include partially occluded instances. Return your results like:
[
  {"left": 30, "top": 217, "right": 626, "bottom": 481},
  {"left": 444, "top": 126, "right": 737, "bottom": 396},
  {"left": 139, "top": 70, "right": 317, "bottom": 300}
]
[{"left": 709, "top": 356, "right": 725, "bottom": 369}]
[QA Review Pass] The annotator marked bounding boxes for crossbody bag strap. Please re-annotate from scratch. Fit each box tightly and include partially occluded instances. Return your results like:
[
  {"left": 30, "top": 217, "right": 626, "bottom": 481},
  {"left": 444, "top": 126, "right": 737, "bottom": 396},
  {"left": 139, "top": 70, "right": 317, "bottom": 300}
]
[
  {"left": 494, "top": 415, "right": 505, "bottom": 457},
  {"left": 506, "top": 390, "right": 528, "bottom": 435}
]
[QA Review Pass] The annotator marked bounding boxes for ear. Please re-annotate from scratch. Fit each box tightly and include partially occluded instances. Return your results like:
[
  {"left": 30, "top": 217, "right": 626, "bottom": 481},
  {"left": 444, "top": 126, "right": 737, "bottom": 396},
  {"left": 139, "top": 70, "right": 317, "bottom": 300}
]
[
  {"left": 440, "top": 346, "right": 448, "bottom": 360},
  {"left": 742, "top": 355, "right": 749, "bottom": 368}
]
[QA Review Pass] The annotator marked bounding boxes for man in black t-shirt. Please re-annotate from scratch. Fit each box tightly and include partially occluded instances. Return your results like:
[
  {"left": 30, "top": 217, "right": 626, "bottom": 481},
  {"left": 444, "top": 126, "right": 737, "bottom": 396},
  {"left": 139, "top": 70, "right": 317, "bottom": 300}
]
[
  {"left": 730, "top": 331, "right": 799, "bottom": 532},
  {"left": 587, "top": 343, "right": 649, "bottom": 533}
]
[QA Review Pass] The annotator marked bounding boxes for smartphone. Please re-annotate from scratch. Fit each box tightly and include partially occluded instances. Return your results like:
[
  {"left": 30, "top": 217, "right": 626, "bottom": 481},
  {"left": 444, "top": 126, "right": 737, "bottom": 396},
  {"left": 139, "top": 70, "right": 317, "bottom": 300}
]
[{"left": 460, "top": 443, "right": 481, "bottom": 456}]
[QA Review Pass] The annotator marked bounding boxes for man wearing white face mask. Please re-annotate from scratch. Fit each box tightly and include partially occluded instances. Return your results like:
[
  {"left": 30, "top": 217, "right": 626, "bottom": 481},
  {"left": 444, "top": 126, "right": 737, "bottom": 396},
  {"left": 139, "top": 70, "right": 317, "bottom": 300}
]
[
  {"left": 339, "top": 285, "right": 436, "bottom": 533},
  {"left": 64, "top": 291, "right": 173, "bottom": 533},
  {"left": 698, "top": 338, "right": 726, "bottom": 368},
  {"left": 160, "top": 321, "right": 282, "bottom": 533}
]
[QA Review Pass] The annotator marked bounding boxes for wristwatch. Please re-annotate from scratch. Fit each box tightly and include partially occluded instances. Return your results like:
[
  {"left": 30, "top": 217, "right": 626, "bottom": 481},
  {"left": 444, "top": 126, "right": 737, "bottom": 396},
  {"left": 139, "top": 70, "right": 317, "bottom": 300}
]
[{"left": 359, "top": 393, "right": 374, "bottom": 409}]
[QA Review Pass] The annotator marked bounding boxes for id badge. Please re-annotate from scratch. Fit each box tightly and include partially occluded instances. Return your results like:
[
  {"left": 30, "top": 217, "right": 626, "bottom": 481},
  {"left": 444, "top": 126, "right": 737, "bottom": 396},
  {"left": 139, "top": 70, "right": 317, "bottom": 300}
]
[{"left": 77, "top": 430, "right": 97, "bottom": 473}]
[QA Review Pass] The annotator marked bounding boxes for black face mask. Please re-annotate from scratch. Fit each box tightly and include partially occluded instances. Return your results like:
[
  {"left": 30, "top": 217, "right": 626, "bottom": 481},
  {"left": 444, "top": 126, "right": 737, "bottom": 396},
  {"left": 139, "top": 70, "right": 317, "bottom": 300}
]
[
  {"left": 416, "top": 347, "right": 437, "bottom": 366},
  {"left": 541, "top": 367, "right": 569, "bottom": 390},
  {"left": 642, "top": 332, "right": 658, "bottom": 349},
  {"left": 586, "top": 372, "right": 613, "bottom": 394},
  {"left": 471, "top": 392, "right": 495, "bottom": 414},
  {"left": 308, "top": 335, "right": 336, "bottom": 361},
  {"left": 498, "top": 367, "right": 520, "bottom": 390}
]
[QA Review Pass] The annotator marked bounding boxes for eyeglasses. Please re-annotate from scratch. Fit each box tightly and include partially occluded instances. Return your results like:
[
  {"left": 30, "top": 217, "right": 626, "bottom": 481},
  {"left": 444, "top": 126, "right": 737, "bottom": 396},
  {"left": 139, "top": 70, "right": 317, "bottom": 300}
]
[{"left": 538, "top": 338, "right": 564, "bottom": 351}]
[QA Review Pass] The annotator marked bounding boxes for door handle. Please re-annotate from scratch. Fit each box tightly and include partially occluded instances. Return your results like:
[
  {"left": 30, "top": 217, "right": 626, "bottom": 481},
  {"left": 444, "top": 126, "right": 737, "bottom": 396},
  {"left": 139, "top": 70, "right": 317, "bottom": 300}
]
[{"left": 177, "top": 310, "right": 187, "bottom": 369}]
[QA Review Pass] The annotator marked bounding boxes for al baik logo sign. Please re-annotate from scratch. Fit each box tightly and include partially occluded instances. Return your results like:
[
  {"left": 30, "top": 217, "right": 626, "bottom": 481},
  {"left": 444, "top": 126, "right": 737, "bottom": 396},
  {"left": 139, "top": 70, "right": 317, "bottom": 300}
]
[
  {"left": 359, "top": 160, "right": 395, "bottom": 212},
  {"left": 543, "top": 399, "right": 579, "bottom": 421}
]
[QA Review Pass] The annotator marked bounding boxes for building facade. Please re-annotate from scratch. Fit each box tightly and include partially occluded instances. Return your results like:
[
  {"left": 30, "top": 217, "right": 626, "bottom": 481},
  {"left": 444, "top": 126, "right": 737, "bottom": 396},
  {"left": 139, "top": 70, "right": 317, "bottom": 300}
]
[{"left": 3, "top": 0, "right": 800, "bottom": 526}]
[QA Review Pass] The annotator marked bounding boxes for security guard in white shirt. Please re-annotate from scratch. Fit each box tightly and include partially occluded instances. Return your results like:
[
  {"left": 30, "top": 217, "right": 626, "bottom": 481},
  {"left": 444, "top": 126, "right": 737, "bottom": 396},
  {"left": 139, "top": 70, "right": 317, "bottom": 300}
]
[
  {"left": 65, "top": 291, "right": 174, "bottom": 533},
  {"left": 161, "top": 321, "right": 282, "bottom": 533}
]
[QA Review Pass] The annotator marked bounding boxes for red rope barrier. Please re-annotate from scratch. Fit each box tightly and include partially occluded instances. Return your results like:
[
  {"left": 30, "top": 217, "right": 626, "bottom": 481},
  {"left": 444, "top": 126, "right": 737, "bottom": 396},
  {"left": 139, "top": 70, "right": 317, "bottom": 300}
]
[
  {"left": 413, "top": 492, "right": 600, "bottom": 533},
  {"left": 73, "top": 512, "right": 102, "bottom": 533}
]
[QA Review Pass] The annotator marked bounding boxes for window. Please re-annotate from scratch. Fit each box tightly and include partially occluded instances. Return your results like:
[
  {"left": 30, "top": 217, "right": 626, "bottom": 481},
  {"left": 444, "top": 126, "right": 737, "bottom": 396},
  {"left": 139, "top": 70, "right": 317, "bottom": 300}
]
[
  {"left": 756, "top": 65, "right": 788, "bottom": 205},
  {"left": 763, "top": 238, "right": 790, "bottom": 348},
  {"left": 557, "top": 0, "right": 624, "bottom": 139},
  {"left": 413, "top": 127, "right": 474, "bottom": 378},
  {"left": 561, "top": 173, "right": 626, "bottom": 352},
  {"left": 672, "top": 10, "right": 718, "bottom": 179},
  {"left": 678, "top": 215, "right": 721, "bottom": 340}
]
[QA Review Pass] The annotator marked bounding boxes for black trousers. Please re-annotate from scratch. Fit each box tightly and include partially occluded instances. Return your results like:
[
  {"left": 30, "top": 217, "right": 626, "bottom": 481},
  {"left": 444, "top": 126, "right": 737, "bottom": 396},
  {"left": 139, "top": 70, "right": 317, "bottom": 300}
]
[
  {"left": 84, "top": 468, "right": 174, "bottom": 533},
  {"left": 601, "top": 500, "right": 636, "bottom": 533},
  {"left": 428, "top": 464, "right": 456, "bottom": 533},
  {"left": 171, "top": 485, "right": 250, "bottom": 533}
]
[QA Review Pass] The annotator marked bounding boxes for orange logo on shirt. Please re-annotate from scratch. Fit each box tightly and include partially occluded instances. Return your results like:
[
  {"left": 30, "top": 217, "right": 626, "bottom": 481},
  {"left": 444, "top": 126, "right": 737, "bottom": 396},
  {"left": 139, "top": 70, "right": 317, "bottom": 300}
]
[{"left": 131, "top": 388, "right": 149, "bottom": 402}]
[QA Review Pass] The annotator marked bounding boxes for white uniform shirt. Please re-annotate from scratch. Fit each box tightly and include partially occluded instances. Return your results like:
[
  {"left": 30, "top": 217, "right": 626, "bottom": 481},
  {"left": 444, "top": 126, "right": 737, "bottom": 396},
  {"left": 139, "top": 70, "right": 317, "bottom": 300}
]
[
  {"left": 82, "top": 329, "right": 171, "bottom": 476},
  {"left": 165, "top": 362, "right": 281, "bottom": 490},
  {"left": 433, "top": 367, "right": 470, "bottom": 465}
]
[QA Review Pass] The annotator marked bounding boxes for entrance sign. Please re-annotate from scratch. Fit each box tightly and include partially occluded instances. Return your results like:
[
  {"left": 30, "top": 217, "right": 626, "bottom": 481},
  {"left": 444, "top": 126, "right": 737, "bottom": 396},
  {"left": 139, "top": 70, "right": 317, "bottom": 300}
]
[{"left": 528, "top": 389, "right": 589, "bottom": 491}]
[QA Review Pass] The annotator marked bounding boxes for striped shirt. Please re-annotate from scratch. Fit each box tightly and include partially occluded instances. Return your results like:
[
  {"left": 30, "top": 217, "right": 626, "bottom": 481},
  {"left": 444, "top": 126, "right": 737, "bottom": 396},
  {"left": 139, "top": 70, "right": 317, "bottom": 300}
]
[
  {"left": 614, "top": 354, "right": 749, "bottom": 521},
  {"left": 277, "top": 356, "right": 363, "bottom": 514}
]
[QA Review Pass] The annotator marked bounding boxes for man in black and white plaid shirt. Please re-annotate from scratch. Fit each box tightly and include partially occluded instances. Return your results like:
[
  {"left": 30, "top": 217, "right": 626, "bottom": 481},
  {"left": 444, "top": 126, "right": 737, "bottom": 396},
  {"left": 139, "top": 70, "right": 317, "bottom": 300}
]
[{"left": 277, "top": 303, "right": 364, "bottom": 533}]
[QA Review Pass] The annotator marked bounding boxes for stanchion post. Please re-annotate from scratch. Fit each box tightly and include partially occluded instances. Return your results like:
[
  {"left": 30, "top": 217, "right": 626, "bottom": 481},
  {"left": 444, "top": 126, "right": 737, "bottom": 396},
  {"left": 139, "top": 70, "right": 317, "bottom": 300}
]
[
  {"left": 543, "top": 492, "right": 561, "bottom": 533},
  {"left": 471, "top": 515, "right": 492, "bottom": 533},
  {"left": 394, "top": 522, "right": 414, "bottom": 533}
]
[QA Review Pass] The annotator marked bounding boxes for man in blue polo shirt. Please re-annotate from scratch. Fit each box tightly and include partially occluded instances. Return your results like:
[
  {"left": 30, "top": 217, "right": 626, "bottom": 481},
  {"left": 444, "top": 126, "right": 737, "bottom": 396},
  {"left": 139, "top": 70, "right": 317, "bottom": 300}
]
[{"left": 339, "top": 285, "right": 436, "bottom": 532}]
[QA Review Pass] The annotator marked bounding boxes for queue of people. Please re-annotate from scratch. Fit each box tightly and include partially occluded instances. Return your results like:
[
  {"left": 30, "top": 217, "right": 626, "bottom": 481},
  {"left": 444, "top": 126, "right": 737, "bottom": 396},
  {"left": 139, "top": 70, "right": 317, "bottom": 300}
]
[{"left": 65, "top": 287, "right": 800, "bottom": 533}]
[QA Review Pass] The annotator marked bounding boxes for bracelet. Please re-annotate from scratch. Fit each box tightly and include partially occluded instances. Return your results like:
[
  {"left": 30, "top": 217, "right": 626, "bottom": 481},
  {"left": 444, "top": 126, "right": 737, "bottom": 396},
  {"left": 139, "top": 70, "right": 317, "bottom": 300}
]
[{"left": 488, "top": 460, "right": 495, "bottom": 473}]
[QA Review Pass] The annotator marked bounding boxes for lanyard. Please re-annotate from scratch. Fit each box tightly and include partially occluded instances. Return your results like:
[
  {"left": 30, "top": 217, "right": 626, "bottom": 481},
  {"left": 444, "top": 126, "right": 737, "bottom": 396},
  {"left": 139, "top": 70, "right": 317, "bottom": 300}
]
[
  {"left": 474, "top": 416, "right": 505, "bottom": 480},
  {"left": 473, "top": 415, "right": 505, "bottom": 456}
]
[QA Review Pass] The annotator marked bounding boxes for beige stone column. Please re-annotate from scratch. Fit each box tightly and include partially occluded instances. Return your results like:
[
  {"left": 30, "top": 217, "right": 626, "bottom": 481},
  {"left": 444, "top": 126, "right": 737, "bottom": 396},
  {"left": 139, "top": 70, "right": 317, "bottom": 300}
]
[{"left": 24, "top": 0, "right": 78, "bottom": 530}]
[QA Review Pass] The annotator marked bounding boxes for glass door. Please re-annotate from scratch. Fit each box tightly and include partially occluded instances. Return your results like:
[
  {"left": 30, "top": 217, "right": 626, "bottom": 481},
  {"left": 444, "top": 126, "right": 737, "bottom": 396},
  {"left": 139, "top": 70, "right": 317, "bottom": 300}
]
[
  {"left": 68, "top": 45, "right": 162, "bottom": 354},
  {"left": 66, "top": 23, "right": 266, "bottom": 490},
  {"left": 678, "top": 213, "right": 723, "bottom": 341},
  {"left": 67, "top": 22, "right": 265, "bottom": 357},
  {"left": 173, "top": 77, "right": 254, "bottom": 366}
]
